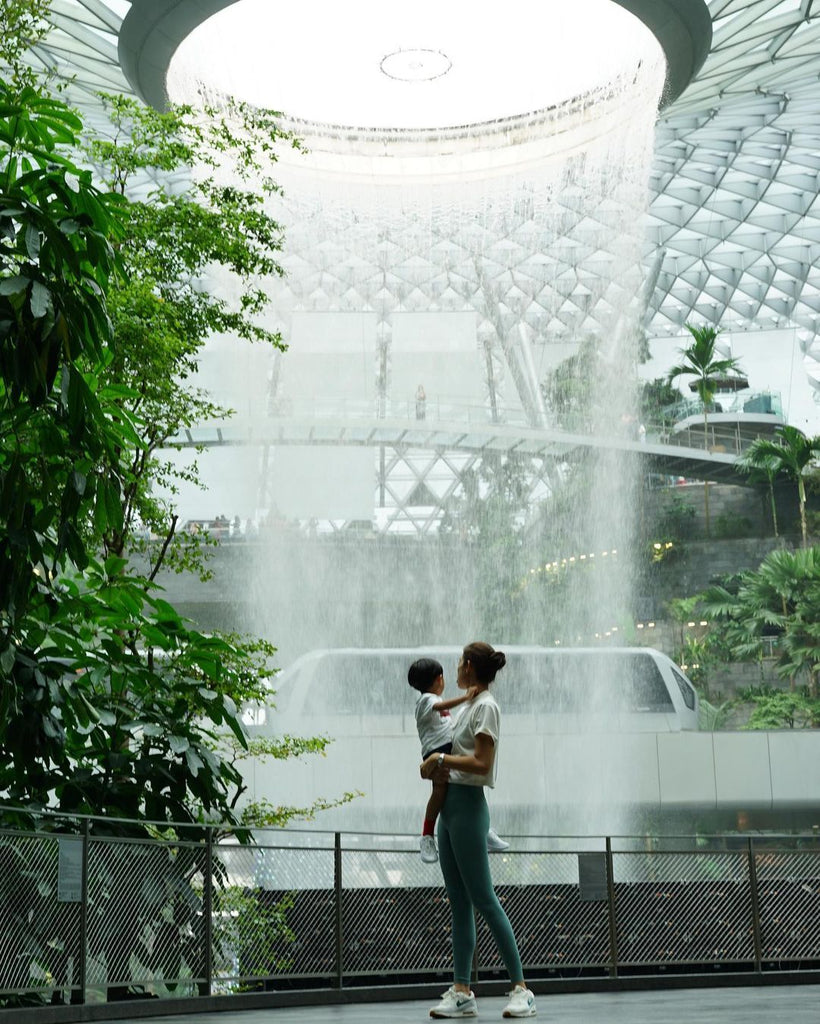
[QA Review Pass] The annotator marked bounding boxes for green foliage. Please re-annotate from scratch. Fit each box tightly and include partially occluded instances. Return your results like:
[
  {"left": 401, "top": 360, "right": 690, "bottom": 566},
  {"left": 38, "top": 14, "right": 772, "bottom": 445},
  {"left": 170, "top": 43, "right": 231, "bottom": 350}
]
[
  {"left": 0, "top": 1, "right": 51, "bottom": 87},
  {"left": 737, "top": 686, "right": 820, "bottom": 729},
  {"left": 639, "top": 376, "right": 679, "bottom": 430},
  {"left": 82, "top": 93, "right": 298, "bottom": 577},
  {"left": 713, "top": 513, "right": 753, "bottom": 539},
  {"left": 213, "top": 887, "right": 296, "bottom": 985},
  {"left": 736, "top": 425, "right": 820, "bottom": 547},
  {"left": 667, "top": 323, "right": 744, "bottom": 412},
  {"left": 541, "top": 334, "right": 599, "bottom": 429},
  {"left": 667, "top": 323, "right": 744, "bottom": 536},
  {"left": 0, "top": 80, "right": 354, "bottom": 833},
  {"left": 0, "top": 79, "right": 128, "bottom": 629},
  {"left": 440, "top": 454, "right": 529, "bottom": 636},
  {"left": 657, "top": 494, "right": 697, "bottom": 539},
  {"left": 806, "top": 509, "right": 820, "bottom": 536},
  {"left": 674, "top": 635, "right": 715, "bottom": 689},
  {"left": 699, "top": 547, "right": 820, "bottom": 699},
  {"left": 646, "top": 538, "right": 681, "bottom": 566}
]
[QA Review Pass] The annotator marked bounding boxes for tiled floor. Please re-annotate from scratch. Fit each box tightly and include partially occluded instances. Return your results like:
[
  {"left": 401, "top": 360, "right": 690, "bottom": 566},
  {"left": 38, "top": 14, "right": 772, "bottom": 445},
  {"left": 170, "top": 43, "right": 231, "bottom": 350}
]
[{"left": 91, "top": 983, "right": 819, "bottom": 1024}]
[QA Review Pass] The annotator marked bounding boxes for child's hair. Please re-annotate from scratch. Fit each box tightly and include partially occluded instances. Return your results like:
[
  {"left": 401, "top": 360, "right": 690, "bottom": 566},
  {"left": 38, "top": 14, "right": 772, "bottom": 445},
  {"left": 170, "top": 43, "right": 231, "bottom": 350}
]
[
  {"left": 462, "top": 641, "right": 506, "bottom": 684},
  {"left": 408, "top": 657, "right": 444, "bottom": 693}
]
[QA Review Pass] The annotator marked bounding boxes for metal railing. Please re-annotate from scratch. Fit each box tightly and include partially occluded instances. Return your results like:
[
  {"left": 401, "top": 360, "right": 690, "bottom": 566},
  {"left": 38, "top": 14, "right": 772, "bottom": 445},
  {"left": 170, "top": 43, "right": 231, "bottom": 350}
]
[
  {"left": 2, "top": 818, "right": 819, "bottom": 1008},
  {"left": 184, "top": 391, "right": 784, "bottom": 459}
]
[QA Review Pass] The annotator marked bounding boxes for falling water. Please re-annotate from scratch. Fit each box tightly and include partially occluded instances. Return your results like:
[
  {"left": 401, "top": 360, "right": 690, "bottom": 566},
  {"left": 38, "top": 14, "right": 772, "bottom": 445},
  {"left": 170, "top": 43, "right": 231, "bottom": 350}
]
[{"left": 162, "top": 51, "right": 668, "bottom": 834}]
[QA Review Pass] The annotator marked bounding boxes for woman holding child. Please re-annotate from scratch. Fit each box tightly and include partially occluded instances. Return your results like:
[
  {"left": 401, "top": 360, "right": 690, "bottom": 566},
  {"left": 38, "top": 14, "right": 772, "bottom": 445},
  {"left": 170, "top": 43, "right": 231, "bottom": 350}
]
[{"left": 419, "top": 641, "right": 536, "bottom": 1019}]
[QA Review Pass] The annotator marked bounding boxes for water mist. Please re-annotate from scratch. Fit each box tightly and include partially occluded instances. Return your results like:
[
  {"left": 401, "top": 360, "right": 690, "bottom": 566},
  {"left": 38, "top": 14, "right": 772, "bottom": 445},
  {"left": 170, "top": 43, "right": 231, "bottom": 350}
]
[{"left": 165, "top": 45, "right": 668, "bottom": 835}]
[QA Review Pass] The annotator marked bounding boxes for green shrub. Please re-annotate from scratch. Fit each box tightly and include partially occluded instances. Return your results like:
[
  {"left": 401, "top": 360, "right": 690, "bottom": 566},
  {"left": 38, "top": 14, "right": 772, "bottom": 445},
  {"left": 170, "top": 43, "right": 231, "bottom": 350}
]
[{"left": 713, "top": 513, "right": 753, "bottom": 539}]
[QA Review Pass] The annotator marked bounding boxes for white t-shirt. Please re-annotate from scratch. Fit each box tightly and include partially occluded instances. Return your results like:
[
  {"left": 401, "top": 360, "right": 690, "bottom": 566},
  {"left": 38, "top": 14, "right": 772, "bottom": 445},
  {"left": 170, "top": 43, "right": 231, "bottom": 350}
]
[
  {"left": 449, "top": 690, "right": 500, "bottom": 789},
  {"left": 415, "top": 691, "right": 454, "bottom": 756}
]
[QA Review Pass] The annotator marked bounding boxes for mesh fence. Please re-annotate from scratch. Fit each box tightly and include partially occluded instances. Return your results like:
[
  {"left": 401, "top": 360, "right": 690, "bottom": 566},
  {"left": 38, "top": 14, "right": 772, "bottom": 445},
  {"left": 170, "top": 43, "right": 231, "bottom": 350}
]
[
  {"left": 4, "top": 826, "right": 820, "bottom": 1005},
  {"left": 478, "top": 852, "right": 611, "bottom": 971},
  {"left": 754, "top": 849, "right": 820, "bottom": 964},
  {"left": 0, "top": 832, "right": 83, "bottom": 1001},
  {"left": 612, "top": 850, "right": 755, "bottom": 967},
  {"left": 86, "top": 836, "right": 207, "bottom": 998},
  {"left": 215, "top": 837, "right": 336, "bottom": 987}
]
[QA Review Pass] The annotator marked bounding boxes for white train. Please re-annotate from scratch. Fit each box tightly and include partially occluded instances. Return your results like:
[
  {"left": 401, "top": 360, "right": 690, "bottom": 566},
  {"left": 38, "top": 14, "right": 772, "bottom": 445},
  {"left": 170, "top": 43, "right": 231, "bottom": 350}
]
[
  {"left": 246, "top": 647, "right": 701, "bottom": 835},
  {"left": 262, "top": 645, "right": 700, "bottom": 735}
]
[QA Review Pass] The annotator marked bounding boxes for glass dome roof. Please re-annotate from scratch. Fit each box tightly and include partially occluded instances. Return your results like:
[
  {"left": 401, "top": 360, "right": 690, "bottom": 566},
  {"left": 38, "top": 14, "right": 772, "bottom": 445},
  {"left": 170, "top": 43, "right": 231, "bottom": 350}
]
[{"left": 165, "top": 0, "right": 661, "bottom": 131}]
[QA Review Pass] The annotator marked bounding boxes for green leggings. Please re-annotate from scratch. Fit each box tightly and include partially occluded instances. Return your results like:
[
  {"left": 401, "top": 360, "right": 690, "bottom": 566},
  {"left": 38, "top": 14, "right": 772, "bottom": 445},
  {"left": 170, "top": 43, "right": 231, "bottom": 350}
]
[{"left": 437, "top": 783, "right": 523, "bottom": 986}]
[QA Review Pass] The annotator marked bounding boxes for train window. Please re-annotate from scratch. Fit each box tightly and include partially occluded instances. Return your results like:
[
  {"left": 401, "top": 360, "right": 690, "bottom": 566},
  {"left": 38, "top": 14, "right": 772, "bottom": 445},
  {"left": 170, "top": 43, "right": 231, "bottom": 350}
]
[
  {"left": 671, "top": 666, "right": 696, "bottom": 711},
  {"left": 311, "top": 652, "right": 413, "bottom": 714},
  {"left": 283, "top": 648, "right": 679, "bottom": 717},
  {"left": 499, "top": 652, "right": 674, "bottom": 713}
]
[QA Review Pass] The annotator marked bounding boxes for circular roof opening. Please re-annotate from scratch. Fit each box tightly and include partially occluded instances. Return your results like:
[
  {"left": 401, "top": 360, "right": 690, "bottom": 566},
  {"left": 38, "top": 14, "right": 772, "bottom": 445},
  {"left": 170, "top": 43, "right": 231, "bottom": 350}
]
[{"left": 165, "top": 0, "right": 663, "bottom": 130}]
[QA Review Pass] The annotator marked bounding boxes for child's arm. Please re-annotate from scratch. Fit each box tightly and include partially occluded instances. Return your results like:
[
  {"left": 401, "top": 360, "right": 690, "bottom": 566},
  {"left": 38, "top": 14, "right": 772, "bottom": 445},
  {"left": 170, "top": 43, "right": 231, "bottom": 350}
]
[{"left": 432, "top": 685, "right": 479, "bottom": 712}]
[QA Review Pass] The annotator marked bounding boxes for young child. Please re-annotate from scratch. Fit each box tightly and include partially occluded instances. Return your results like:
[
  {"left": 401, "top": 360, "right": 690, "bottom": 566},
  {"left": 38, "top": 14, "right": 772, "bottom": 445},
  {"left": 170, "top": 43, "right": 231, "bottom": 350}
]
[{"left": 408, "top": 657, "right": 510, "bottom": 863}]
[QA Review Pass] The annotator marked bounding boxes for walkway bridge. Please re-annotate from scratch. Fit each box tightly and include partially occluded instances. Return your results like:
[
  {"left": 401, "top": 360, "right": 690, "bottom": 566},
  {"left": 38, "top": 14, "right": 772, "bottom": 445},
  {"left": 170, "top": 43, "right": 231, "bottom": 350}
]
[{"left": 171, "top": 398, "right": 785, "bottom": 487}]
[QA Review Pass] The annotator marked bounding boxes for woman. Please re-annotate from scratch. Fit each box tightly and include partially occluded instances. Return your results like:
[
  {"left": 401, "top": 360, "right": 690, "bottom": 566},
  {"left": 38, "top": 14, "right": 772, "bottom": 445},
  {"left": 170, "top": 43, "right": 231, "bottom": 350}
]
[{"left": 420, "top": 642, "right": 536, "bottom": 1019}]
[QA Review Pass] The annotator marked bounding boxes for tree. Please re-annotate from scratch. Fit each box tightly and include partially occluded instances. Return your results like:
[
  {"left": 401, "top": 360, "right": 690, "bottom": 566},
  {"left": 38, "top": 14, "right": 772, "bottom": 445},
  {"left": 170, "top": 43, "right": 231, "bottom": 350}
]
[
  {"left": 738, "top": 687, "right": 820, "bottom": 730},
  {"left": 667, "top": 323, "right": 744, "bottom": 536},
  {"left": 84, "top": 92, "right": 298, "bottom": 578},
  {"left": 0, "top": 0, "right": 50, "bottom": 88},
  {"left": 541, "top": 334, "right": 599, "bottom": 430},
  {"left": 699, "top": 547, "right": 820, "bottom": 700},
  {"left": 440, "top": 454, "right": 530, "bottom": 637},
  {"left": 735, "top": 458, "right": 780, "bottom": 538},
  {"left": 0, "top": 75, "right": 353, "bottom": 831},
  {"left": 639, "top": 376, "right": 680, "bottom": 434},
  {"left": 736, "top": 425, "right": 820, "bottom": 548}
]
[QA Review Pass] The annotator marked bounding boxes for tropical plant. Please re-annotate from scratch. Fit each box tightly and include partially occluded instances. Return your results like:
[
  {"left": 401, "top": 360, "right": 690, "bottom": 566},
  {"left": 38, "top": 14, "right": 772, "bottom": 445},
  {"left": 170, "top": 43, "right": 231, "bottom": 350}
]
[
  {"left": 440, "top": 454, "right": 530, "bottom": 637},
  {"left": 639, "top": 376, "right": 680, "bottom": 433},
  {"left": 734, "top": 459, "right": 779, "bottom": 538},
  {"left": 667, "top": 323, "right": 744, "bottom": 535},
  {"left": 699, "top": 547, "right": 820, "bottom": 698},
  {"left": 541, "top": 334, "right": 599, "bottom": 430},
  {"left": 735, "top": 686, "right": 820, "bottom": 730},
  {"left": 0, "top": 76, "right": 353, "bottom": 828},
  {"left": 736, "top": 425, "right": 820, "bottom": 547},
  {"left": 0, "top": 0, "right": 50, "bottom": 88},
  {"left": 83, "top": 92, "right": 298, "bottom": 579}
]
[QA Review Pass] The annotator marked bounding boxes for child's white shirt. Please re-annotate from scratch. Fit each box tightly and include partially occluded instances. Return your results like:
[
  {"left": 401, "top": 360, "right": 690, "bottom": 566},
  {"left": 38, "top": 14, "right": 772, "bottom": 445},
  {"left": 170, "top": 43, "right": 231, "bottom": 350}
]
[{"left": 415, "top": 691, "right": 455, "bottom": 757}]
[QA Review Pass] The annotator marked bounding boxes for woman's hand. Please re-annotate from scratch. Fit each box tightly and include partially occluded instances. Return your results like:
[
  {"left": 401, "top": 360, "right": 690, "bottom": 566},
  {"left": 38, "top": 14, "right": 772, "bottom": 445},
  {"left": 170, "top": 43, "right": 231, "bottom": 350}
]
[
  {"left": 420, "top": 754, "right": 449, "bottom": 781},
  {"left": 465, "top": 685, "right": 480, "bottom": 701}
]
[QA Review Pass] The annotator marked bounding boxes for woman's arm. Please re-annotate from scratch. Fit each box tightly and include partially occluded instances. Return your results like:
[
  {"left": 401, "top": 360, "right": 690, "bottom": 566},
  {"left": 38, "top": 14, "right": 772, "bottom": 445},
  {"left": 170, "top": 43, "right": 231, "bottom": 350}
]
[{"left": 420, "top": 731, "right": 495, "bottom": 779}]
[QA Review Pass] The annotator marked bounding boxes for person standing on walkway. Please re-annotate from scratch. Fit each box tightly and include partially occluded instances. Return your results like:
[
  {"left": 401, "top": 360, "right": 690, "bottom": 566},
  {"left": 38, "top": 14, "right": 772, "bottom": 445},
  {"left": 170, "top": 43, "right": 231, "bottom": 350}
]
[
  {"left": 416, "top": 383, "right": 427, "bottom": 420},
  {"left": 420, "top": 642, "right": 536, "bottom": 1019}
]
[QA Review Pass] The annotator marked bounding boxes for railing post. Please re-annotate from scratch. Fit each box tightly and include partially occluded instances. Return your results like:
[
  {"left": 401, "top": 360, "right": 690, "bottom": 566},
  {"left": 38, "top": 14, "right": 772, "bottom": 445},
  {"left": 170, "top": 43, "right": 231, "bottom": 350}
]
[
  {"left": 203, "top": 827, "right": 213, "bottom": 996},
  {"left": 334, "top": 832, "right": 343, "bottom": 989},
  {"left": 747, "top": 837, "right": 764, "bottom": 973},
  {"left": 605, "top": 836, "right": 619, "bottom": 978},
  {"left": 75, "top": 820, "right": 90, "bottom": 1005}
]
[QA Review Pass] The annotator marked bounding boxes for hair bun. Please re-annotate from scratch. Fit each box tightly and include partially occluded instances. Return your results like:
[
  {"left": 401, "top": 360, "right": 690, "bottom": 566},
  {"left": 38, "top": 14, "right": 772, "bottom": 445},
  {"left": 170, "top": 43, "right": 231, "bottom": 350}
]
[{"left": 492, "top": 651, "right": 506, "bottom": 670}]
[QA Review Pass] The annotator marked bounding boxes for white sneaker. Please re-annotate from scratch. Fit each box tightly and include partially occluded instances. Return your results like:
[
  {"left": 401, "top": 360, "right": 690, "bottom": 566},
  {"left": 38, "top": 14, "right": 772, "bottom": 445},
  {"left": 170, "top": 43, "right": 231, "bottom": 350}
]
[
  {"left": 502, "top": 984, "right": 536, "bottom": 1018},
  {"left": 487, "top": 827, "right": 510, "bottom": 852},
  {"left": 429, "top": 986, "right": 478, "bottom": 1018},
  {"left": 420, "top": 834, "right": 438, "bottom": 863}
]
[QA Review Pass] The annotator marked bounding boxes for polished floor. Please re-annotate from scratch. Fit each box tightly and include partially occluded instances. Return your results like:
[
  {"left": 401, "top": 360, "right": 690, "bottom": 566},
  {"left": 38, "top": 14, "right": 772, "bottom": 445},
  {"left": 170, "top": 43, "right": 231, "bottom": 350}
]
[{"left": 91, "top": 984, "right": 819, "bottom": 1024}]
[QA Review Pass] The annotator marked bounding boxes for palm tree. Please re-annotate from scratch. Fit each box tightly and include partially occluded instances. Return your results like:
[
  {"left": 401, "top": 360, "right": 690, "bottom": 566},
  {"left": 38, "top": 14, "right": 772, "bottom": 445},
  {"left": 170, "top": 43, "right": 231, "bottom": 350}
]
[
  {"left": 738, "top": 426, "right": 820, "bottom": 547},
  {"left": 667, "top": 323, "right": 744, "bottom": 535},
  {"left": 700, "top": 547, "right": 820, "bottom": 697},
  {"left": 734, "top": 459, "right": 779, "bottom": 539}
]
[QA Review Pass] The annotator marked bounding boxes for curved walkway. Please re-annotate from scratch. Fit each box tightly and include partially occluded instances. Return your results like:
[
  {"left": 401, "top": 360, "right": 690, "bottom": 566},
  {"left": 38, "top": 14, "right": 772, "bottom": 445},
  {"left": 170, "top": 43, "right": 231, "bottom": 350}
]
[
  {"left": 89, "top": 983, "right": 819, "bottom": 1024},
  {"left": 171, "top": 414, "right": 752, "bottom": 485}
]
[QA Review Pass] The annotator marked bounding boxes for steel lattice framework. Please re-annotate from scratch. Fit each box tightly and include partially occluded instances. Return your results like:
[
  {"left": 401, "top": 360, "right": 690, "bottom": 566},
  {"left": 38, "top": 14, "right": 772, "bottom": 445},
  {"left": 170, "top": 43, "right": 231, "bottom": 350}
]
[
  {"left": 16, "top": 0, "right": 820, "bottom": 529},
  {"left": 21, "top": 0, "right": 820, "bottom": 346}
]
